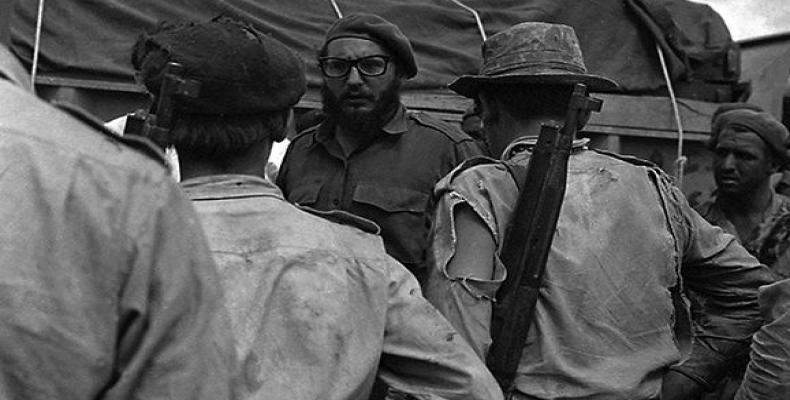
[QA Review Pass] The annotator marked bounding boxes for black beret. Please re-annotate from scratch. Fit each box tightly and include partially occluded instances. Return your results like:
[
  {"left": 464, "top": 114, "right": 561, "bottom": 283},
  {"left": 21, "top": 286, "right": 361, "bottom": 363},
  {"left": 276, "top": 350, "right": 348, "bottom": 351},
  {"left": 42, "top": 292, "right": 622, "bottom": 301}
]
[
  {"left": 711, "top": 108, "right": 790, "bottom": 167},
  {"left": 132, "top": 17, "right": 306, "bottom": 115},
  {"left": 321, "top": 13, "right": 417, "bottom": 79}
]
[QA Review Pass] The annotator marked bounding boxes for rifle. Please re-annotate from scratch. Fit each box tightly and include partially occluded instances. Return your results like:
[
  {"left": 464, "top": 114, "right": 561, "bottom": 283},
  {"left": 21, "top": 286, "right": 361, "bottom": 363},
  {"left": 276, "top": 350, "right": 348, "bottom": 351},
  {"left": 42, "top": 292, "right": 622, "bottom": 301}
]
[
  {"left": 486, "top": 83, "right": 603, "bottom": 391},
  {"left": 124, "top": 62, "right": 201, "bottom": 148}
]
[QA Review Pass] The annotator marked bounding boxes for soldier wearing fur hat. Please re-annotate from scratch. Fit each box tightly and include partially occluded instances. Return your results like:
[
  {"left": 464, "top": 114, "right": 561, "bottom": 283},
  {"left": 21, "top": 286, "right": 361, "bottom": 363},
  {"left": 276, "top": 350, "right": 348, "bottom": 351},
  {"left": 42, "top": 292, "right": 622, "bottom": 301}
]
[
  {"left": 135, "top": 17, "right": 502, "bottom": 400},
  {"left": 423, "top": 22, "right": 774, "bottom": 400},
  {"left": 696, "top": 104, "right": 790, "bottom": 279},
  {"left": 276, "top": 13, "right": 483, "bottom": 283}
]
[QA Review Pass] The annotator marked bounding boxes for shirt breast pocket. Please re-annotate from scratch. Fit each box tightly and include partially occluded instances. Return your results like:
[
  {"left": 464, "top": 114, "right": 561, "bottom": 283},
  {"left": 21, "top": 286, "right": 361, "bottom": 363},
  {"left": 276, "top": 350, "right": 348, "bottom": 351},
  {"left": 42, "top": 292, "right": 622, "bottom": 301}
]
[
  {"left": 352, "top": 184, "right": 429, "bottom": 214},
  {"left": 288, "top": 182, "right": 321, "bottom": 207}
]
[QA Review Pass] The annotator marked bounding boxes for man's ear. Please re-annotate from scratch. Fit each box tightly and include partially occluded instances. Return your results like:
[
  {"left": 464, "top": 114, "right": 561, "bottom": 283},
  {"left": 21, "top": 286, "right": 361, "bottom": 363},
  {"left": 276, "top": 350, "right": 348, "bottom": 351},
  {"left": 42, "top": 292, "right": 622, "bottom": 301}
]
[
  {"left": 478, "top": 91, "right": 497, "bottom": 128},
  {"left": 770, "top": 160, "right": 781, "bottom": 175}
]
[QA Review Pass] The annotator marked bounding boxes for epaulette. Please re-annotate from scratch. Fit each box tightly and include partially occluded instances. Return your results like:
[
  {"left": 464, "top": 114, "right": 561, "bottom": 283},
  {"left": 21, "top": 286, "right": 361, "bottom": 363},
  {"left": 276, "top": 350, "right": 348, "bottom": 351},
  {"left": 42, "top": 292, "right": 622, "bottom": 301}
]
[
  {"left": 296, "top": 205, "right": 381, "bottom": 235},
  {"left": 288, "top": 124, "right": 320, "bottom": 146},
  {"left": 592, "top": 148, "right": 658, "bottom": 168},
  {"left": 52, "top": 101, "right": 168, "bottom": 167},
  {"left": 410, "top": 111, "right": 474, "bottom": 144}
]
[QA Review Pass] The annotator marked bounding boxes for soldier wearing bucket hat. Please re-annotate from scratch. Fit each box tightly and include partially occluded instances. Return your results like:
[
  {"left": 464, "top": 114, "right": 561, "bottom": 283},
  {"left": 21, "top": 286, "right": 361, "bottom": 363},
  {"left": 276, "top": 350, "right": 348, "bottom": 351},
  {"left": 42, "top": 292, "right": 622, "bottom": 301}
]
[
  {"left": 134, "top": 17, "right": 502, "bottom": 400},
  {"left": 277, "top": 13, "right": 483, "bottom": 282},
  {"left": 424, "top": 22, "right": 774, "bottom": 400}
]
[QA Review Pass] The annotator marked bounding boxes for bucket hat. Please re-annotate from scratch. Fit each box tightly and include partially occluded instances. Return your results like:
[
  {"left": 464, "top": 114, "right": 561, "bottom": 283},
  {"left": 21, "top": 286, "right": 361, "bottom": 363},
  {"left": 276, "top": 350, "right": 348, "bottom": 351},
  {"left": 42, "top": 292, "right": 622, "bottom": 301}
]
[{"left": 450, "top": 22, "right": 617, "bottom": 98}]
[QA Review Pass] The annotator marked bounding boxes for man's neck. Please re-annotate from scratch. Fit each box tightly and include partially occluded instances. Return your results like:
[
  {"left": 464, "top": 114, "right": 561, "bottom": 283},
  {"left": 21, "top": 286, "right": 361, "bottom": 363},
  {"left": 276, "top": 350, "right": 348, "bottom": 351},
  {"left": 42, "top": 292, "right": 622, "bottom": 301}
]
[
  {"left": 719, "top": 184, "right": 774, "bottom": 217},
  {"left": 490, "top": 116, "right": 563, "bottom": 158},
  {"left": 178, "top": 142, "right": 272, "bottom": 182},
  {"left": 332, "top": 106, "right": 398, "bottom": 157}
]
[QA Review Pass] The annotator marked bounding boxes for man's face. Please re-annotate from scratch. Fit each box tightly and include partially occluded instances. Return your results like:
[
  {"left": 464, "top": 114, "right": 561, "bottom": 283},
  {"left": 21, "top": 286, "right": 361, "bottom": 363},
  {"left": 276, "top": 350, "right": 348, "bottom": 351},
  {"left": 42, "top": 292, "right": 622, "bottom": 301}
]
[
  {"left": 321, "top": 38, "right": 401, "bottom": 131},
  {"left": 713, "top": 129, "right": 776, "bottom": 197}
]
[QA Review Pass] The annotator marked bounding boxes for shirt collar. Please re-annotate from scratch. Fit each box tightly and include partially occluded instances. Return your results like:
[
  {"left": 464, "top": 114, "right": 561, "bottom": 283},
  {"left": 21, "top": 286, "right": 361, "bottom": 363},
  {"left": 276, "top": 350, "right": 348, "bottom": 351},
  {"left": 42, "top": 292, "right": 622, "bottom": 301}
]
[
  {"left": 181, "top": 174, "right": 284, "bottom": 201},
  {"left": 502, "top": 135, "right": 590, "bottom": 160}
]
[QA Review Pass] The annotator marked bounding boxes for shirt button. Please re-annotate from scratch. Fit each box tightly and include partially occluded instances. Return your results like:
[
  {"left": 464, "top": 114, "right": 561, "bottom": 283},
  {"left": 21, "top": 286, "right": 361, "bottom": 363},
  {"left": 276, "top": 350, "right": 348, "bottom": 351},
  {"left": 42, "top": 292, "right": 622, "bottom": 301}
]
[{"left": 331, "top": 199, "right": 340, "bottom": 206}]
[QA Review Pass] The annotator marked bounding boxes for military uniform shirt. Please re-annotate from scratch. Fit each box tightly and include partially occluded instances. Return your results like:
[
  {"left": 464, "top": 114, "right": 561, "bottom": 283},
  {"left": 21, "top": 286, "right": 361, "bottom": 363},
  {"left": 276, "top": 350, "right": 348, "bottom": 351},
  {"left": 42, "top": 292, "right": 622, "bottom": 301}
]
[
  {"left": 697, "top": 193, "right": 790, "bottom": 278},
  {"left": 277, "top": 105, "right": 483, "bottom": 279}
]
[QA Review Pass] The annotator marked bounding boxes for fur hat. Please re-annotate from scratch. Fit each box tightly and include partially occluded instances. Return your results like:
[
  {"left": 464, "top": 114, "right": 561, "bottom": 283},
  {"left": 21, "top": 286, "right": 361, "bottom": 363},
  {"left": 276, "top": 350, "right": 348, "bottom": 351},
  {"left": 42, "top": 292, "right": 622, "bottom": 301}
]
[{"left": 132, "top": 17, "right": 306, "bottom": 115}]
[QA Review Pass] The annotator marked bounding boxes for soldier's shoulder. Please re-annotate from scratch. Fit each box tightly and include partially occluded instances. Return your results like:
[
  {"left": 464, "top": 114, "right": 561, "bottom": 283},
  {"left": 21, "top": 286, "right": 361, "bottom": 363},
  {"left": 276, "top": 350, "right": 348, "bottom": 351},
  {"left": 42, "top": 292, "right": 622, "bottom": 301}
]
[
  {"left": 296, "top": 205, "right": 381, "bottom": 235},
  {"left": 53, "top": 102, "right": 168, "bottom": 167},
  {"left": 591, "top": 148, "right": 658, "bottom": 169},
  {"left": 436, "top": 155, "right": 513, "bottom": 194},
  {"left": 409, "top": 111, "right": 474, "bottom": 144},
  {"left": 289, "top": 124, "right": 321, "bottom": 146}
]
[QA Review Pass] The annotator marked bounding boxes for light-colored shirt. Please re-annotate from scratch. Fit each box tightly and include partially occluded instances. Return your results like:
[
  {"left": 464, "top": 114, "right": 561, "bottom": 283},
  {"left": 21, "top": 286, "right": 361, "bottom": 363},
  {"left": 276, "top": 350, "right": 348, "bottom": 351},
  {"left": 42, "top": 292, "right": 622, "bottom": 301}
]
[
  {"left": 0, "top": 76, "right": 236, "bottom": 399},
  {"left": 425, "top": 149, "right": 774, "bottom": 399},
  {"left": 735, "top": 278, "right": 790, "bottom": 400},
  {"left": 182, "top": 174, "right": 503, "bottom": 400}
]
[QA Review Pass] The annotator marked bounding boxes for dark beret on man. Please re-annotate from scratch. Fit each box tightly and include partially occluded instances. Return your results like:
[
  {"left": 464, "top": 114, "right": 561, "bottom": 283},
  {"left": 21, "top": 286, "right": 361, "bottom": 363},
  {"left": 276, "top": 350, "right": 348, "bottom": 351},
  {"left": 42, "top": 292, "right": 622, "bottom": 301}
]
[
  {"left": 320, "top": 13, "right": 418, "bottom": 79},
  {"left": 710, "top": 106, "right": 790, "bottom": 167},
  {"left": 132, "top": 16, "right": 306, "bottom": 115}
]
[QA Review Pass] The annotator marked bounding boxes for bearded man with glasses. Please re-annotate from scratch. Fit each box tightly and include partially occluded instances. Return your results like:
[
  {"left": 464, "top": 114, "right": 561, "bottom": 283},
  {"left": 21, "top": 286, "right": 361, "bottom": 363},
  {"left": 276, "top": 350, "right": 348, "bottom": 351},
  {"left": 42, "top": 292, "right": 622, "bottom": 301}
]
[{"left": 277, "top": 13, "right": 483, "bottom": 283}]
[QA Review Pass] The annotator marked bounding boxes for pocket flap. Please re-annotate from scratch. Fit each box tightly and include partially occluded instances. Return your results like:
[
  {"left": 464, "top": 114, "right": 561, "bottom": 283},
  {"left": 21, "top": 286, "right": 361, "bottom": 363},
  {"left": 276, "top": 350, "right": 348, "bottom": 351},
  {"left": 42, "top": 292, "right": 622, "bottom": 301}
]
[
  {"left": 288, "top": 182, "right": 321, "bottom": 206},
  {"left": 352, "top": 184, "right": 429, "bottom": 213}
]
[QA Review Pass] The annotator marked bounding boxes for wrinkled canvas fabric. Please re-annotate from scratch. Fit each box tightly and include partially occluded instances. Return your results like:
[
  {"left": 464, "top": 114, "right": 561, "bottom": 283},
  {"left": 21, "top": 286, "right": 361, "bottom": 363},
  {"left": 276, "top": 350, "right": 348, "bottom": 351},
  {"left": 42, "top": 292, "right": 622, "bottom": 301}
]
[
  {"left": 182, "top": 175, "right": 503, "bottom": 400},
  {"left": 425, "top": 149, "right": 773, "bottom": 399}
]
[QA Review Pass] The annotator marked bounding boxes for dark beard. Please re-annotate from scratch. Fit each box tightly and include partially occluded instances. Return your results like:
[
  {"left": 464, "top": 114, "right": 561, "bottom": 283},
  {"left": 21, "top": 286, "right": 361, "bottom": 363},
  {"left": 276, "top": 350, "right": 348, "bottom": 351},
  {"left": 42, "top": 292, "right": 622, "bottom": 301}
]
[{"left": 321, "top": 80, "right": 402, "bottom": 138}]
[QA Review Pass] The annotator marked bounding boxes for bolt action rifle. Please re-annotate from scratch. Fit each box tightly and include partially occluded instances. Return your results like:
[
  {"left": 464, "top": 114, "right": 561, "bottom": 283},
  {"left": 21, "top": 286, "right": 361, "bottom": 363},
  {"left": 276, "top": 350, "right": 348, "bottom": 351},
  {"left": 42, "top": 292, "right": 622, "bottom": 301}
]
[
  {"left": 486, "top": 83, "right": 603, "bottom": 391},
  {"left": 124, "top": 62, "right": 201, "bottom": 148}
]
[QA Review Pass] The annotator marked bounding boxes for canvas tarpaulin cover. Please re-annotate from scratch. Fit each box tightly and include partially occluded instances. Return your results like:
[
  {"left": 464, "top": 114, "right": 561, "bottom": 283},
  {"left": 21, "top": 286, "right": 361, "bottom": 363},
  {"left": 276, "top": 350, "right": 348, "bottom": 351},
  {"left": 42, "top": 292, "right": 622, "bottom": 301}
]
[{"left": 10, "top": 0, "right": 734, "bottom": 94}]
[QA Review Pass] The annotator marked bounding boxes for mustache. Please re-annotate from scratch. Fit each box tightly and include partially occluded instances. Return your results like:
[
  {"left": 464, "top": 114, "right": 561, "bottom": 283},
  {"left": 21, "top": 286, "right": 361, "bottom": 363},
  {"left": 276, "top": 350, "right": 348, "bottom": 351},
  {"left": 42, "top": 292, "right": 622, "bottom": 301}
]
[{"left": 339, "top": 91, "right": 374, "bottom": 101}]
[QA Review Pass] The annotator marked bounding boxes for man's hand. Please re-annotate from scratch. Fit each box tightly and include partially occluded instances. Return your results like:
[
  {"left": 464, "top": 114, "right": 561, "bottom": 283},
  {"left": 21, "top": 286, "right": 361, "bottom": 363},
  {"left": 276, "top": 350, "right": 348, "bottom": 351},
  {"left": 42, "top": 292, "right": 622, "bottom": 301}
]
[{"left": 661, "top": 369, "right": 704, "bottom": 400}]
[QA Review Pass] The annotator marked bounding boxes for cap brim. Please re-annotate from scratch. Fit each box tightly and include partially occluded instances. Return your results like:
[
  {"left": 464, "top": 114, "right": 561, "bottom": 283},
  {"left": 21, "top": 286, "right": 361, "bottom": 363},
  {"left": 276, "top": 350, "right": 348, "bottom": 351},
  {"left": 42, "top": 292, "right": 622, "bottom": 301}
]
[{"left": 449, "top": 73, "right": 619, "bottom": 98}]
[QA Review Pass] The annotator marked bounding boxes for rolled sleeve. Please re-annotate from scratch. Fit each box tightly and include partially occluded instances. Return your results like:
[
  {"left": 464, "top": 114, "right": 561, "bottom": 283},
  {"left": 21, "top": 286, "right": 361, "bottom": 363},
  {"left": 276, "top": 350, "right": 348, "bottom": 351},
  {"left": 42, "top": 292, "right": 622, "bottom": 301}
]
[{"left": 424, "top": 187, "right": 505, "bottom": 360}]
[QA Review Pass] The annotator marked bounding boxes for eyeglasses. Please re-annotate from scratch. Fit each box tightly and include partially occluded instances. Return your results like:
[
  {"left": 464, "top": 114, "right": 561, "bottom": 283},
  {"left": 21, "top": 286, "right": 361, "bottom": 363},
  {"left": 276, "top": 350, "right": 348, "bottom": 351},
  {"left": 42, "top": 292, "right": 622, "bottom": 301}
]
[{"left": 318, "top": 55, "right": 391, "bottom": 78}]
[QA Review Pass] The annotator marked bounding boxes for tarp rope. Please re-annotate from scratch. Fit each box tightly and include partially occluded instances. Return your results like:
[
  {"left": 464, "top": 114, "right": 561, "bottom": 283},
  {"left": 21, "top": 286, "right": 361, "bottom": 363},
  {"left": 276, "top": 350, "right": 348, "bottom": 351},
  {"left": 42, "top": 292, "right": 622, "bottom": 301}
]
[
  {"left": 30, "top": 0, "right": 45, "bottom": 89},
  {"left": 448, "top": 0, "right": 486, "bottom": 41},
  {"left": 328, "top": 0, "right": 343, "bottom": 18},
  {"left": 656, "top": 44, "right": 687, "bottom": 188}
]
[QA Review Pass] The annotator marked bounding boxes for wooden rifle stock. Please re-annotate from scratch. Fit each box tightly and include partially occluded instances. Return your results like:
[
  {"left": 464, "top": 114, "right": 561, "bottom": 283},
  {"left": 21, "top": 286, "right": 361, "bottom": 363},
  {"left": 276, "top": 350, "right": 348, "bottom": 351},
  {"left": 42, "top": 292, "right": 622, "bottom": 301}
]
[
  {"left": 486, "top": 84, "right": 602, "bottom": 391},
  {"left": 124, "top": 62, "right": 201, "bottom": 148}
]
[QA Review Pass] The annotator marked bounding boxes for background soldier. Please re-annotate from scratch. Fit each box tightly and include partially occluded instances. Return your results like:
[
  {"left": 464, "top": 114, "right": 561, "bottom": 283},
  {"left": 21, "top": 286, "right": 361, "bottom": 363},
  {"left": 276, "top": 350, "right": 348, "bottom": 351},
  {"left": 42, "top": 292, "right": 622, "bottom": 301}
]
[
  {"left": 0, "top": 9, "right": 236, "bottom": 399},
  {"left": 424, "top": 22, "right": 774, "bottom": 400},
  {"left": 133, "top": 17, "right": 503, "bottom": 400},
  {"left": 277, "top": 13, "right": 482, "bottom": 282},
  {"left": 697, "top": 104, "right": 790, "bottom": 279}
]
